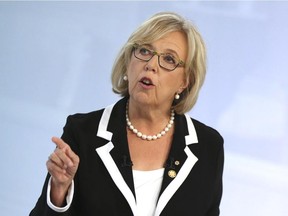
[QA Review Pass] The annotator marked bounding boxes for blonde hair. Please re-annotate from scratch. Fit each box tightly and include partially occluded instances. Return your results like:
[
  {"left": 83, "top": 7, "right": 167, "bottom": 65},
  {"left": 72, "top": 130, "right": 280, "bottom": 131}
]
[{"left": 111, "top": 12, "right": 206, "bottom": 114}]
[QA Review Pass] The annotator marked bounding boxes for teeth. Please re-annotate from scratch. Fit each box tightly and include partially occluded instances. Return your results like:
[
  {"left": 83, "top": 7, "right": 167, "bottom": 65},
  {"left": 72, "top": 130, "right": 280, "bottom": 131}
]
[{"left": 142, "top": 79, "right": 151, "bottom": 84}]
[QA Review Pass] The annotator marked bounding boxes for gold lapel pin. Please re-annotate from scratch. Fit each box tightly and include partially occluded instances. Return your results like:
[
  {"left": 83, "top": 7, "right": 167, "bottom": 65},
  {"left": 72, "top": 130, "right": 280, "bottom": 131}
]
[{"left": 168, "top": 170, "right": 177, "bottom": 178}]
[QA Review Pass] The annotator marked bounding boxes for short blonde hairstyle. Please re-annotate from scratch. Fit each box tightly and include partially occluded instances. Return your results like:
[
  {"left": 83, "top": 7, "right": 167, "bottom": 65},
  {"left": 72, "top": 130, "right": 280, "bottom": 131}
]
[{"left": 111, "top": 12, "right": 206, "bottom": 114}]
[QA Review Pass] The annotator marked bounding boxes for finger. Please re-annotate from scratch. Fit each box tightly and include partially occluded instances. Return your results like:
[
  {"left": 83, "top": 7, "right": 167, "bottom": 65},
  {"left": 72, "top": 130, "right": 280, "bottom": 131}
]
[
  {"left": 51, "top": 137, "right": 68, "bottom": 150},
  {"left": 66, "top": 147, "right": 80, "bottom": 165},
  {"left": 54, "top": 147, "right": 74, "bottom": 168},
  {"left": 52, "top": 137, "right": 79, "bottom": 167},
  {"left": 49, "top": 152, "right": 65, "bottom": 168},
  {"left": 46, "top": 159, "right": 67, "bottom": 175},
  {"left": 51, "top": 137, "right": 74, "bottom": 167}
]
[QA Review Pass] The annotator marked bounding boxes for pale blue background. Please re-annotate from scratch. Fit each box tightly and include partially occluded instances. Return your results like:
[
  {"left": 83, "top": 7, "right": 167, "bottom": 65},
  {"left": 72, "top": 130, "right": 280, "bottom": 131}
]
[{"left": 0, "top": 1, "right": 287, "bottom": 216}]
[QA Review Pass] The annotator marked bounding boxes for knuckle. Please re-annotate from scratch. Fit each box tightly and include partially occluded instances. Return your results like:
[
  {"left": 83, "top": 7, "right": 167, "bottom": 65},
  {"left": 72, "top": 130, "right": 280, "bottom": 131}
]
[{"left": 47, "top": 165, "right": 53, "bottom": 173}]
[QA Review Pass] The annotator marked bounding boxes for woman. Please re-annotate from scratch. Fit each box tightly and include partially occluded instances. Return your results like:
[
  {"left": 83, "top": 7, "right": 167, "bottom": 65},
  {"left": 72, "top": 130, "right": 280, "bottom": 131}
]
[{"left": 30, "top": 12, "right": 224, "bottom": 216}]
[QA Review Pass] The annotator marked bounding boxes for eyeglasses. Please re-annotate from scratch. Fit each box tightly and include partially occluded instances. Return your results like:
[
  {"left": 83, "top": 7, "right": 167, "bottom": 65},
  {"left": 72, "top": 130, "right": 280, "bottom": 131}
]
[{"left": 133, "top": 44, "right": 185, "bottom": 71}]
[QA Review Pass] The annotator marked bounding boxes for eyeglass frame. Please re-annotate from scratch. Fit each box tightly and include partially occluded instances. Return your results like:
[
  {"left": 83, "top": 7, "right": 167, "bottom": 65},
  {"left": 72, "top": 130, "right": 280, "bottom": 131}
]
[{"left": 132, "top": 43, "right": 185, "bottom": 71}]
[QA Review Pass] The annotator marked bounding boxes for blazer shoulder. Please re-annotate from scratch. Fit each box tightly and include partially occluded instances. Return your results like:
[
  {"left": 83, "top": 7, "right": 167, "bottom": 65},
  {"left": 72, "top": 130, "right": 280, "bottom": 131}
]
[
  {"left": 191, "top": 118, "right": 224, "bottom": 146},
  {"left": 65, "top": 98, "right": 126, "bottom": 127},
  {"left": 68, "top": 109, "right": 104, "bottom": 121},
  {"left": 64, "top": 109, "right": 105, "bottom": 132}
]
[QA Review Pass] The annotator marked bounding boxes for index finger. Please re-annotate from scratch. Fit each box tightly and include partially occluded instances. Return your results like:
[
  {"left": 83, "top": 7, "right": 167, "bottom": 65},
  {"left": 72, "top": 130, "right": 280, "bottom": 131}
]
[{"left": 51, "top": 136, "right": 68, "bottom": 149}]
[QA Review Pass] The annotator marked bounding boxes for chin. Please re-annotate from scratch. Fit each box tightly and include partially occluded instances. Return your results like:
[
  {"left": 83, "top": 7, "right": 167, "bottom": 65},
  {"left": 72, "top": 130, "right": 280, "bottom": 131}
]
[{"left": 130, "top": 93, "right": 155, "bottom": 105}]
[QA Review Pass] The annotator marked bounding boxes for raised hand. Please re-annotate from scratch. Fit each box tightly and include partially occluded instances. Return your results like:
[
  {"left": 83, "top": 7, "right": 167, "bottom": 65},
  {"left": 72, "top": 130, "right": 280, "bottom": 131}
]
[{"left": 46, "top": 137, "right": 80, "bottom": 206}]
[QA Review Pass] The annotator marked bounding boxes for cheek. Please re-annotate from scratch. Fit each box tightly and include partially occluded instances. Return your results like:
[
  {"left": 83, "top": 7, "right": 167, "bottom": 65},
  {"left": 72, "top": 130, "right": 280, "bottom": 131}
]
[
  {"left": 127, "top": 60, "right": 139, "bottom": 83},
  {"left": 161, "top": 73, "right": 185, "bottom": 92},
  {"left": 127, "top": 60, "right": 137, "bottom": 78},
  {"left": 127, "top": 61, "right": 140, "bottom": 86}
]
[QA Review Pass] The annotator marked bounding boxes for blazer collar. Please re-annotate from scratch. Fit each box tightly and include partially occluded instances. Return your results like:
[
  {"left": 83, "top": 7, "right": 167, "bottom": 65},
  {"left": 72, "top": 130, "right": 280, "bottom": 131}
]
[
  {"left": 95, "top": 98, "right": 199, "bottom": 216},
  {"left": 155, "top": 113, "right": 198, "bottom": 215}
]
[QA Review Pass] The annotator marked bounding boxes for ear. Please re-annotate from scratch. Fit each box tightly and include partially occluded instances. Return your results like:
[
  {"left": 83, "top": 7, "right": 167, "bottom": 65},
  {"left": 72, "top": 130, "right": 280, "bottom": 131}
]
[{"left": 178, "top": 76, "right": 189, "bottom": 94}]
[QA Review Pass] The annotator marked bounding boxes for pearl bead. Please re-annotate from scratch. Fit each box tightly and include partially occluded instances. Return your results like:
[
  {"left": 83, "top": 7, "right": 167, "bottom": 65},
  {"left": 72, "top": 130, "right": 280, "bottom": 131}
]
[{"left": 126, "top": 101, "right": 175, "bottom": 141}]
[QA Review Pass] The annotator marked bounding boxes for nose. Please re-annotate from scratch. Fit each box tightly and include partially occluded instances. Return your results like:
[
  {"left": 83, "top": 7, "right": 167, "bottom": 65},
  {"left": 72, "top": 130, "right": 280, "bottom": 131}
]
[{"left": 144, "top": 55, "right": 158, "bottom": 72}]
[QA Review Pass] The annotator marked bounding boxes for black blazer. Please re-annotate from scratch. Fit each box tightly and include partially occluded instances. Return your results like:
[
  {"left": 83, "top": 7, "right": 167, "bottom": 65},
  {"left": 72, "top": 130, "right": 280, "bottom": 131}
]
[{"left": 30, "top": 97, "right": 224, "bottom": 216}]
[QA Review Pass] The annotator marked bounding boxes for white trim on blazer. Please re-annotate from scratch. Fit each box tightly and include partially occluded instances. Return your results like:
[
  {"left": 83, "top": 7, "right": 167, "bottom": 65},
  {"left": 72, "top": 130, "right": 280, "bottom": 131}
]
[{"left": 96, "top": 103, "right": 199, "bottom": 216}]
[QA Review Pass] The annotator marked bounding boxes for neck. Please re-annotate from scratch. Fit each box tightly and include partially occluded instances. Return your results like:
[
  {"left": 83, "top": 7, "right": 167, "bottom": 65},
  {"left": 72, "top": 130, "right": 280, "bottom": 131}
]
[
  {"left": 126, "top": 99, "right": 175, "bottom": 141},
  {"left": 128, "top": 98, "right": 171, "bottom": 122}
]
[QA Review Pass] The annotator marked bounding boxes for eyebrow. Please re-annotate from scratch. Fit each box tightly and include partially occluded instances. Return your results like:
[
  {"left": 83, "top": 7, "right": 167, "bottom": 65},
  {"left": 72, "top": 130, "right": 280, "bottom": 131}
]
[{"left": 142, "top": 44, "right": 181, "bottom": 58}]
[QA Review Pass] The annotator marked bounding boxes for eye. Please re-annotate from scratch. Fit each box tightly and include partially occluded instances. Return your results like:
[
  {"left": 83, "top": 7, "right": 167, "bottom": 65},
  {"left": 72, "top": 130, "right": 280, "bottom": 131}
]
[
  {"left": 163, "top": 54, "right": 177, "bottom": 65},
  {"left": 139, "top": 47, "right": 151, "bottom": 56}
]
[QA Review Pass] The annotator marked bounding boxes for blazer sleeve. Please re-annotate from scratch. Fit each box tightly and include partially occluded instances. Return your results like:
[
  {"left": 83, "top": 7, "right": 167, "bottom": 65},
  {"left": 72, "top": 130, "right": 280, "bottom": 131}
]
[
  {"left": 206, "top": 136, "right": 224, "bottom": 216},
  {"left": 29, "top": 115, "right": 79, "bottom": 216}
]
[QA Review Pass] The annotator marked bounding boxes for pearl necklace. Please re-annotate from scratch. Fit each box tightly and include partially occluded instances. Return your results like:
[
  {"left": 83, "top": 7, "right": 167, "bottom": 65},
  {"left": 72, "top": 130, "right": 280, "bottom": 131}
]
[{"left": 126, "top": 102, "right": 175, "bottom": 141}]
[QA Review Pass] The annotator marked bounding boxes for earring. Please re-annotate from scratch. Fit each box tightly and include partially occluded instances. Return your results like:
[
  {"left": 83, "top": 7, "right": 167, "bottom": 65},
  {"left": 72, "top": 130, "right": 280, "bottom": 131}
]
[
  {"left": 175, "top": 93, "right": 180, "bottom": 100},
  {"left": 123, "top": 75, "right": 128, "bottom": 81}
]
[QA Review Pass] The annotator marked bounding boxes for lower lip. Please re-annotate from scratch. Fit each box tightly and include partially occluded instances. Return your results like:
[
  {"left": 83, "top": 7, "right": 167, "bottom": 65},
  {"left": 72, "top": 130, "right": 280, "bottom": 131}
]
[{"left": 139, "top": 82, "right": 154, "bottom": 89}]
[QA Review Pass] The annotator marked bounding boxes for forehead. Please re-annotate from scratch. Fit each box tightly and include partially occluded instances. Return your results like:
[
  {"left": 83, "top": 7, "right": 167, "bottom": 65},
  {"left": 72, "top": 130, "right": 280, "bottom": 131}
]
[{"left": 150, "top": 31, "right": 188, "bottom": 59}]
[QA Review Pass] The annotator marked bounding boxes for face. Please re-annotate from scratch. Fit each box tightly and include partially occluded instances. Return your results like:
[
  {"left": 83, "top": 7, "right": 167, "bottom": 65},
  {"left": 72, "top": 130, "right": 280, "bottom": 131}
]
[{"left": 126, "top": 31, "right": 188, "bottom": 109}]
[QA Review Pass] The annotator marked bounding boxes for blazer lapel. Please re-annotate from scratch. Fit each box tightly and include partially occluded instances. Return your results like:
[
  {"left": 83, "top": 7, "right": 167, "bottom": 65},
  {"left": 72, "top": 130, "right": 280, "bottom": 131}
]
[
  {"left": 155, "top": 114, "right": 199, "bottom": 216},
  {"left": 95, "top": 100, "right": 137, "bottom": 215},
  {"left": 94, "top": 98, "right": 199, "bottom": 216}
]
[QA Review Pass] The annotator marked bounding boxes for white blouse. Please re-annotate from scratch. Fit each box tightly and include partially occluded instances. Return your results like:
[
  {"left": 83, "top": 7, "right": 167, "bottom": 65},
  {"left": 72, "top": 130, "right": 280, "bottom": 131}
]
[{"left": 133, "top": 168, "right": 165, "bottom": 216}]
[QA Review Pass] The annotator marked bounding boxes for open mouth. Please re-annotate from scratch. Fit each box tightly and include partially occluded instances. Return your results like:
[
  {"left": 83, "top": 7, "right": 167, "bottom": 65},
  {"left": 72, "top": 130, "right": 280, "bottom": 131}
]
[{"left": 140, "top": 77, "right": 154, "bottom": 86}]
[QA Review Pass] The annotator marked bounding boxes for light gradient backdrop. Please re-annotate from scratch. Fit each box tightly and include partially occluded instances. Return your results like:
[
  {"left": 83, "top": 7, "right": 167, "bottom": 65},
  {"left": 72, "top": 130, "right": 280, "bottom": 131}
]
[{"left": 0, "top": 1, "right": 287, "bottom": 216}]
